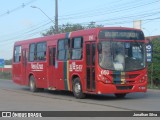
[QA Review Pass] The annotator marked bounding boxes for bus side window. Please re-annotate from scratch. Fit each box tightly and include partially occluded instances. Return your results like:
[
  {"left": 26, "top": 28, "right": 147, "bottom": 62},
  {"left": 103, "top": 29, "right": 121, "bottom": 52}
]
[
  {"left": 71, "top": 37, "right": 83, "bottom": 60},
  {"left": 29, "top": 43, "right": 35, "bottom": 62},
  {"left": 14, "top": 46, "right": 21, "bottom": 63},
  {"left": 36, "top": 42, "right": 47, "bottom": 61},
  {"left": 57, "top": 39, "right": 69, "bottom": 60}
]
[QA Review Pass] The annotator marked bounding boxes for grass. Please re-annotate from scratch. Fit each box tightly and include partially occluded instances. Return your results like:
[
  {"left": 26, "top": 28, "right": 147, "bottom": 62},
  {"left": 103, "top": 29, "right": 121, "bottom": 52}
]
[{"left": 148, "top": 84, "right": 160, "bottom": 89}]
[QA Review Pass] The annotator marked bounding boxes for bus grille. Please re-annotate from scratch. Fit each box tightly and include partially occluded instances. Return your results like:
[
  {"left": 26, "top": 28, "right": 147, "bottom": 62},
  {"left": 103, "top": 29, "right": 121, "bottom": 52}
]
[{"left": 116, "top": 86, "right": 133, "bottom": 90}]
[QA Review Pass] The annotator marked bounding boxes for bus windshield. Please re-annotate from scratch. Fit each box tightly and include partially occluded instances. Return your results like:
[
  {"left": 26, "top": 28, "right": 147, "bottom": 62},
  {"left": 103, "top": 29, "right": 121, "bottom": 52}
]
[{"left": 98, "top": 41, "right": 146, "bottom": 71}]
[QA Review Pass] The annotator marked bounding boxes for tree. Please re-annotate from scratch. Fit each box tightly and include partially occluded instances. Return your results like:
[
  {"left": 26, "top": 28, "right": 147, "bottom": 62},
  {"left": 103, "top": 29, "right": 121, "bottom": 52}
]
[
  {"left": 87, "top": 21, "right": 103, "bottom": 28},
  {"left": 147, "top": 37, "right": 160, "bottom": 88},
  {"left": 42, "top": 22, "right": 103, "bottom": 36},
  {"left": 5, "top": 59, "right": 12, "bottom": 65},
  {"left": 59, "top": 23, "right": 85, "bottom": 33}
]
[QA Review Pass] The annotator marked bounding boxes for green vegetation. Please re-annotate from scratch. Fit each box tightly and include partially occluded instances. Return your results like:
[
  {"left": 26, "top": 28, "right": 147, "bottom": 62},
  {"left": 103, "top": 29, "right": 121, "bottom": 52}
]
[
  {"left": 147, "top": 37, "right": 160, "bottom": 89},
  {"left": 0, "top": 72, "right": 12, "bottom": 80},
  {"left": 5, "top": 59, "right": 12, "bottom": 65},
  {"left": 42, "top": 22, "right": 103, "bottom": 36}
]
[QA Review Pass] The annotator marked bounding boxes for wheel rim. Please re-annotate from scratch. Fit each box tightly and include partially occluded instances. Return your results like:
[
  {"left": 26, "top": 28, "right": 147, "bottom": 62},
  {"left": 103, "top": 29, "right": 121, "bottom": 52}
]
[
  {"left": 74, "top": 83, "right": 81, "bottom": 94},
  {"left": 30, "top": 80, "right": 34, "bottom": 90}
]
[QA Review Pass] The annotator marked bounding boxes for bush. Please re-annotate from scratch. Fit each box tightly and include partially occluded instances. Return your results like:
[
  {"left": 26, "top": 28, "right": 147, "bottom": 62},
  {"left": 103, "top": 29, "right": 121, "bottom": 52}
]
[{"left": 147, "top": 37, "right": 160, "bottom": 89}]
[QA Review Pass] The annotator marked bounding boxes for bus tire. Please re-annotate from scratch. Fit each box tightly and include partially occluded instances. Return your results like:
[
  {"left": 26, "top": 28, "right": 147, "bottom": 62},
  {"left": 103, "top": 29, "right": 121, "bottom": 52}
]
[
  {"left": 29, "top": 76, "right": 38, "bottom": 92},
  {"left": 115, "top": 93, "right": 126, "bottom": 98},
  {"left": 72, "top": 77, "right": 86, "bottom": 99}
]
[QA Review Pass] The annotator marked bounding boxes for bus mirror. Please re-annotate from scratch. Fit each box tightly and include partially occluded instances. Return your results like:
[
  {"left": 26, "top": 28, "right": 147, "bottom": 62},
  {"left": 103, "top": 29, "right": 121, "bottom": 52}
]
[{"left": 98, "top": 43, "right": 102, "bottom": 53}]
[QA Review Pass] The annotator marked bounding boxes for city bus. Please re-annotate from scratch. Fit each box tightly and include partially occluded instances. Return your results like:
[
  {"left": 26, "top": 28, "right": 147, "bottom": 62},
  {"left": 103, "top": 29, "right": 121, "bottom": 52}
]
[{"left": 12, "top": 27, "right": 147, "bottom": 99}]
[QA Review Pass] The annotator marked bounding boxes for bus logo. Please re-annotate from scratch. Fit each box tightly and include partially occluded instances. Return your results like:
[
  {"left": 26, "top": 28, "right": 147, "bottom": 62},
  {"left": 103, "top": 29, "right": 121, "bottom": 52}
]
[
  {"left": 31, "top": 63, "right": 43, "bottom": 71},
  {"left": 69, "top": 62, "right": 83, "bottom": 72},
  {"left": 101, "top": 70, "right": 109, "bottom": 75},
  {"left": 2, "top": 112, "right": 11, "bottom": 117}
]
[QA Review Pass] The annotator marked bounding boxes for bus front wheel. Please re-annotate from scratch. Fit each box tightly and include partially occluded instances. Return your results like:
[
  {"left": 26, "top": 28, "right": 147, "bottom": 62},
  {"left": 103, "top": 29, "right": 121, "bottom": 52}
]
[
  {"left": 72, "top": 77, "right": 86, "bottom": 99},
  {"left": 29, "top": 76, "right": 38, "bottom": 92}
]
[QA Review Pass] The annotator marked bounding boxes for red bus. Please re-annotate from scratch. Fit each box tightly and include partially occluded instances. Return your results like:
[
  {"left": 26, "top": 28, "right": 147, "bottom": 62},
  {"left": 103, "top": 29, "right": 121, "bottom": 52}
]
[{"left": 12, "top": 27, "right": 147, "bottom": 98}]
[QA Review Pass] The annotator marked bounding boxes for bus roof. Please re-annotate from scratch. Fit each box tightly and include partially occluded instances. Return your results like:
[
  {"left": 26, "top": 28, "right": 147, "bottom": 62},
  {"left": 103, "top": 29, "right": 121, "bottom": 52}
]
[{"left": 14, "top": 27, "right": 142, "bottom": 45}]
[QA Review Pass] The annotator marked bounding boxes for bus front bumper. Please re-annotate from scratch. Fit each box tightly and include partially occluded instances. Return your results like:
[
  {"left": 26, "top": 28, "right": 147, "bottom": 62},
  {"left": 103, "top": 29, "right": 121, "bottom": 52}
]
[{"left": 96, "top": 81, "right": 147, "bottom": 94}]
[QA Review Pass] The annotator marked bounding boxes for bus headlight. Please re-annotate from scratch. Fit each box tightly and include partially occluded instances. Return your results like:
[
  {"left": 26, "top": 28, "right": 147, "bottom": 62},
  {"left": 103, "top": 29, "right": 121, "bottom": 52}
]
[
  {"left": 98, "top": 74, "right": 112, "bottom": 84},
  {"left": 139, "top": 74, "right": 147, "bottom": 83},
  {"left": 102, "top": 76, "right": 112, "bottom": 84},
  {"left": 139, "top": 86, "right": 146, "bottom": 90}
]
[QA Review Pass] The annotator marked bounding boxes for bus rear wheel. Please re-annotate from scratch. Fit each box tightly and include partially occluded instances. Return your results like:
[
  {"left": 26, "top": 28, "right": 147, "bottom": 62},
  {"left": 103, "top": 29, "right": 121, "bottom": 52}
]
[
  {"left": 115, "top": 93, "right": 126, "bottom": 98},
  {"left": 72, "top": 77, "right": 86, "bottom": 99},
  {"left": 29, "top": 76, "right": 38, "bottom": 92}
]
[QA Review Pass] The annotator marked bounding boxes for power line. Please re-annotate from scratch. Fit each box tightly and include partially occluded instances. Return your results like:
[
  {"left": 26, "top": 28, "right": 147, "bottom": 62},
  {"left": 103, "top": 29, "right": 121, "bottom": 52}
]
[
  {"left": 58, "top": 0, "right": 160, "bottom": 20},
  {"left": 1, "top": 14, "right": 159, "bottom": 45},
  {"left": 0, "top": 0, "right": 37, "bottom": 18},
  {"left": 0, "top": 0, "right": 160, "bottom": 46},
  {"left": 58, "top": 0, "right": 142, "bottom": 18}
]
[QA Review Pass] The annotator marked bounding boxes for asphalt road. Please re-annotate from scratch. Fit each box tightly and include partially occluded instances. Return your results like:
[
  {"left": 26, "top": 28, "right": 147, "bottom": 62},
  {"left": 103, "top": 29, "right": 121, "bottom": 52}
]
[{"left": 0, "top": 79, "right": 160, "bottom": 119}]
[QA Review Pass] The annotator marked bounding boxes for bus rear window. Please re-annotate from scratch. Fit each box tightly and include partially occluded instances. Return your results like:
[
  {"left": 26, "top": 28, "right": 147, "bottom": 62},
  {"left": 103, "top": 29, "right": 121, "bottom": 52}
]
[{"left": 99, "top": 30, "right": 144, "bottom": 40}]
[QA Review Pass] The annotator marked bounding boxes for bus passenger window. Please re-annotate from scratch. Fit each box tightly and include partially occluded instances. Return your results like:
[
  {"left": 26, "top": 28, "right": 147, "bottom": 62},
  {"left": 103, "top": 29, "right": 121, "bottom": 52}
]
[
  {"left": 71, "top": 37, "right": 83, "bottom": 60},
  {"left": 57, "top": 39, "right": 70, "bottom": 60},
  {"left": 14, "top": 46, "right": 21, "bottom": 63},
  {"left": 36, "top": 42, "right": 47, "bottom": 61},
  {"left": 29, "top": 43, "right": 35, "bottom": 62}
]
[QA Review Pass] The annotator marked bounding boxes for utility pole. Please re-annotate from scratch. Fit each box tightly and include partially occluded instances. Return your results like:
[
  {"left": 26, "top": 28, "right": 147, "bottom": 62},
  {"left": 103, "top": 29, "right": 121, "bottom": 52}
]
[{"left": 55, "top": 0, "right": 58, "bottom": 34}]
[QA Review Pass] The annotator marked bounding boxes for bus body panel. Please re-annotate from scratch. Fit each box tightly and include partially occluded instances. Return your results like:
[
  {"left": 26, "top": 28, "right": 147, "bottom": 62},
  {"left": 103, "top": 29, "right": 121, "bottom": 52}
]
[{"left": 27, "top": 61, "right": 48, "bottom": 88}]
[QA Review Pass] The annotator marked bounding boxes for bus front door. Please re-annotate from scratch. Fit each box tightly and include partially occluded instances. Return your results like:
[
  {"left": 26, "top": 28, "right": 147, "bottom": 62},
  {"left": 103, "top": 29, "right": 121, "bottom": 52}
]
[
  {"left": 48, "top": 46, "right": 57, "bottom": 88},
  {"left": 86, "top": 42, "right": 96, "bottom": 91},
  {"left": 22, "top": 49, "right": 27, "bottom": 85}
]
